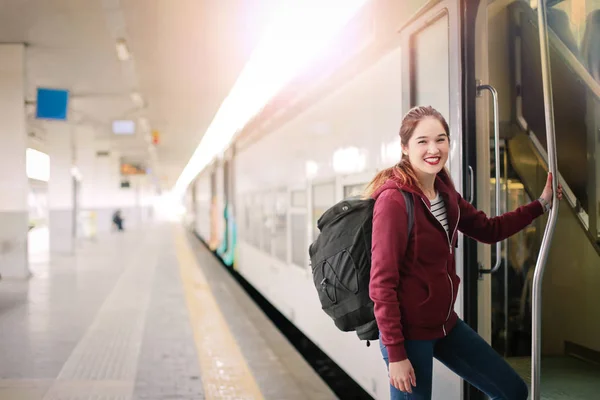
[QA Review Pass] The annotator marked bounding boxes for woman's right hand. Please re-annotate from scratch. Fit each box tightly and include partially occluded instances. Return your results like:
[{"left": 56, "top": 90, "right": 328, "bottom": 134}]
[
  {"left": 389, "top": 359, "right": 417, "bottom": 393},
  {"left": 539, "top": 172, "right": 563, "bottom": 208}
]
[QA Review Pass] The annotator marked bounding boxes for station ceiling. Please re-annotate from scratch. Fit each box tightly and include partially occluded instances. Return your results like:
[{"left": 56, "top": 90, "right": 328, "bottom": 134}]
[{"left": 1, "top": 0, "right": 276, "bottom": 187}]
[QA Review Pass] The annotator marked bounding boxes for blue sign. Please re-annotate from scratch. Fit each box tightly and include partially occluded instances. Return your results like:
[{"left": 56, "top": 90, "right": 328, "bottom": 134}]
[{"left": 36, "top": 88, "right": 69, "bottom": 120}]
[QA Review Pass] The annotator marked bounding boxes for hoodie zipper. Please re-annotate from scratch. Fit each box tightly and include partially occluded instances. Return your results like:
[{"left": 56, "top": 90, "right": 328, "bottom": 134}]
[{"left": 420, "top": 197, "right": 460, "bottom": 336}]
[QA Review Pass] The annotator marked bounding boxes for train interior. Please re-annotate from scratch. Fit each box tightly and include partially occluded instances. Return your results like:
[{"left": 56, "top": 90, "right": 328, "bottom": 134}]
[{"left": 484, "top": 0, "right": 600, "bottom": 397}]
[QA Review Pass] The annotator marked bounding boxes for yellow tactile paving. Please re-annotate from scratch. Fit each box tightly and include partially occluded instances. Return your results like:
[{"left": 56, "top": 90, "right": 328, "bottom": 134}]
[{"left": 174, "top": 226, "right": 264, "bottom": 400}]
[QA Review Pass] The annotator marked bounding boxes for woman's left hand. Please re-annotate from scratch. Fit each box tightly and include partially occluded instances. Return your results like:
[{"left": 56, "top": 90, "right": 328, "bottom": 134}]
[{"left": 540, "top": 172, "right": 563, "bottom": 209}]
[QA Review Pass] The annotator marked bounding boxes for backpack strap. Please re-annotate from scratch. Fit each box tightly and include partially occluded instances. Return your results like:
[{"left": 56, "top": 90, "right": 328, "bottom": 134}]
[{"left": 399, "top": 190, "right": 414, "bottom": 237}]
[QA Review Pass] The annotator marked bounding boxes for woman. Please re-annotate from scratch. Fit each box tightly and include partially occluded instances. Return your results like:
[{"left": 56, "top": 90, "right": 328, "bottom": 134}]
[{"left": 367, "top": 105, "right": 562, "bottom": 400}]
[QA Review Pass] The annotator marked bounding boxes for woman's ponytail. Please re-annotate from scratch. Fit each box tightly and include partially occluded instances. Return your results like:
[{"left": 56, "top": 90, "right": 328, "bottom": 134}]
[{"left": 363, "top": 158, "right": 420, "bottom": 198}]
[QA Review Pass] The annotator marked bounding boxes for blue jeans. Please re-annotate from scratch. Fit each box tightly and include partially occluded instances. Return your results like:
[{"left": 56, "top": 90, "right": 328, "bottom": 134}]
[{"left": 379, "top": 319, "right": 528, "bottom": 400}]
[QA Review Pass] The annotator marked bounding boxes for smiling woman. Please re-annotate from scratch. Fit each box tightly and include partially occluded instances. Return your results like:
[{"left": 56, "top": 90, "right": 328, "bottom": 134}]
[{"left": 400, "top": 108, "right": 451, "bottom": 197}]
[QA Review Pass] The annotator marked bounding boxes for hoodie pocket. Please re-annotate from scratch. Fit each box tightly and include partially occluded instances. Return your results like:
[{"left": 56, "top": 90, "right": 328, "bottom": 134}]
[{"left": 414, "top": 276, "right": 452, "bottom": 328}]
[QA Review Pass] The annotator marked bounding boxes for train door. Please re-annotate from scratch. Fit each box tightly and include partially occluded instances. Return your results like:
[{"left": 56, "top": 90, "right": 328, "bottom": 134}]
[
  {"left": 400, "top": 1, "right": 464, "bottom": 398},
  {"left": 471, "top": 0, "right": 600, "bottom": 399}
]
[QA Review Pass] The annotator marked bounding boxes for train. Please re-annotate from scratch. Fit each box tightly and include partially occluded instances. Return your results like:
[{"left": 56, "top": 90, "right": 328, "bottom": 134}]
[{"left": 183, "top": 1, "right": 600, "bottom": 399}]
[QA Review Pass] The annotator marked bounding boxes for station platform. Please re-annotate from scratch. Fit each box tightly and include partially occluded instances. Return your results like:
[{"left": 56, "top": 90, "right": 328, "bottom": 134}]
[{"left": 0, "top": 224, "right": 337, "bottom": 400}]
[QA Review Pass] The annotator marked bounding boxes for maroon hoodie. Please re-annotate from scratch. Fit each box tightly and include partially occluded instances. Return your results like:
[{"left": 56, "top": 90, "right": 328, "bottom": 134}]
[{"left": 369, "top": 171, "right": 544, "bottom": 362}]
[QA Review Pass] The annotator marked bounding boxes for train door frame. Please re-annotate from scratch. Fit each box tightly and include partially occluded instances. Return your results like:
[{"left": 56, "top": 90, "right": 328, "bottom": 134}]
[
  {"left": 459, "top": 1, "right": 484, "bottom": 397},
  {"left": 461, "top": 0, "right": 497, "bottom": 398}
]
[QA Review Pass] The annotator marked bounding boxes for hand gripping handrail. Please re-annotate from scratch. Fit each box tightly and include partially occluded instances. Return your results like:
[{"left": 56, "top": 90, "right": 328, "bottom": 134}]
[
  {"left": 532, "top": 2, "right": 560, "bottom": 399},
  {"left": 477, "top": 84, "right": 502, "bottom": 275}
]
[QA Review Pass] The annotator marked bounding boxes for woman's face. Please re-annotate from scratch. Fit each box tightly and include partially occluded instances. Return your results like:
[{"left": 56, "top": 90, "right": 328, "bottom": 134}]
[{"left": 402, "top": 116, "right": 449, "bottom": 177}]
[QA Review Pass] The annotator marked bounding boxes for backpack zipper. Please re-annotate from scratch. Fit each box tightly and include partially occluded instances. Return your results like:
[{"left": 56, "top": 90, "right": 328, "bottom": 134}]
[{"left": 420, "top": 197, "right": 460, "bottom": 335}]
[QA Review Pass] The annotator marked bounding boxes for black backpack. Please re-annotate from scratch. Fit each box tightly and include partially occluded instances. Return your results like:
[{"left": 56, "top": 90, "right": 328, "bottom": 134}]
[{"left": 308, "top": 189, "right": 414, "bottom": 344}]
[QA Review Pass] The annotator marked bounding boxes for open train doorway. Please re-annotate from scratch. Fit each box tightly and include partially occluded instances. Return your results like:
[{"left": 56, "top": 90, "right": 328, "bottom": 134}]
[{"left": 473, "top": 0, "right": 600, "bottom": 397}]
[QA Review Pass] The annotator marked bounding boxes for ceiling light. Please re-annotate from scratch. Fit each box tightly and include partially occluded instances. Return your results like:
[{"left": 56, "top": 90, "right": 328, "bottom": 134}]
[
  {"left": 71, "top": 166, "right": 83, "bottom": 181},
  {"left": 26, "top": 148, "right": 50, "bottom": 182},
  {"left": 333, "top": 147, "right": 367, "bottom": 174},
  {"left": 130, "top": 92, "right": 144, "bottom": 108},
  {"left": 305, "top": 160, "right": 319, "bottom": 179},
  {"left": 115, "top": 38, "right": 130, "bottom": 61},
  {"left": 138, "top": 117, "right": 150, "bottom": 132}
]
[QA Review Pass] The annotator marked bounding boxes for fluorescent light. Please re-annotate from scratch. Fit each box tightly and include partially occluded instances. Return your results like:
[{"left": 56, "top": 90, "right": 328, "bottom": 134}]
[
  {"left": 115, "top": 38, "right": 130, "bottom": 61},
  {"left": 380, "top": 140, "right": 402, "bottom": 165},
  {"left": 305, "top": 160, "right": 319, "bottom": 179},
  {"left": 173, "top": 0, "right": 368, "bottom": 195},
  {"left": 130, "top": 92, "right": 144, "bottom": 108},
  {"left": 332, "top": 147, "right": 367, "bottom": 174}
]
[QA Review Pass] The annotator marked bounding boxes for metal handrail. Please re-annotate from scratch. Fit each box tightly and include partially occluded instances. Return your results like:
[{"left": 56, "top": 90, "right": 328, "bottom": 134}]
[
  {"left": 467, "top": 165, "right": 474, "bottom": 204},
  {"left": 477, "top": 84, "right": 502, "bottom": 275},
  {"left": 532, "top": 2, "right": 560, "bottom": 399}
]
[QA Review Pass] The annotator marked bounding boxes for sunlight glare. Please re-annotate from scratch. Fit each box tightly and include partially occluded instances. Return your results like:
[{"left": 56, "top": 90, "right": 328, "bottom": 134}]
[{"left": 174, "top": 0, "right": 369, "bottom": 196}]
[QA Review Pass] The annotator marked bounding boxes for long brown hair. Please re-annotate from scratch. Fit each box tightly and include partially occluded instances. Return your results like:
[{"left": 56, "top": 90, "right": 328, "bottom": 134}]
[{"left": 363, "top": 105, "right": 450, "bottom": 198}]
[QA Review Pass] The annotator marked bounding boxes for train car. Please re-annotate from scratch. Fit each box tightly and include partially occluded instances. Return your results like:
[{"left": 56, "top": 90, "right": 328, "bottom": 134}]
[{"left": 185, "top": 0, "right": 600, "bottom": 399}]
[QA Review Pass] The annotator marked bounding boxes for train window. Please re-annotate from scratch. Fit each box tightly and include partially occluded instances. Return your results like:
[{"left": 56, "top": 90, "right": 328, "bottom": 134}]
[
  {"left": 291, "top": 189, "right": 307, "bottom": 207},
  {"left": 412, "top": 12, "right": 450, "bottom": 121},
  {"left": 312, "top": 182, "right": 336, "bottom": 240},
  {"left": 273, "top": 189, "right": 288, "bottom": 263},
  {"left": 261, "top": 193, "right": 274, "bottom": 255},
  {"left": 291, "top": 213, "right": 307, "bottom": 268},
  {"left": 240, "top": 196, "right": 249, "bottom": 240},
  {"left": 290, "top": 189, "right": 308, "bottom": 268},
  {"left": 343, "top": 183, "right": 367, "bottom": 198},
  {"left": 249, "top": 194, "right": 262, "bottom": 248},
  {"left": 195, "top": 176, "right": 211, "bottom": 239}
]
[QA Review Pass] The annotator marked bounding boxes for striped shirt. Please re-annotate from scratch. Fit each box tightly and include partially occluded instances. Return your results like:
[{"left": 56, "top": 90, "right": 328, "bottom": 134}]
[{"left": 430, "top": 193, "right": 449, "bottom": 235}]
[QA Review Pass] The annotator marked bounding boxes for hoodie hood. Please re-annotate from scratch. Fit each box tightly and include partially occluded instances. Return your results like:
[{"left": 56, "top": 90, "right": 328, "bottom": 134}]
[{"left": 371, "top": 179, "right": 416, "bottom": 201}]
